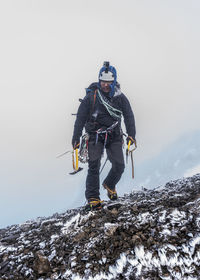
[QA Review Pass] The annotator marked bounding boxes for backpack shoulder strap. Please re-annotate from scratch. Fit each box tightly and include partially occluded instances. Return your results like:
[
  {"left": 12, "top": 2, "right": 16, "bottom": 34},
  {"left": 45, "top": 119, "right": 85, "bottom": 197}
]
[
  {"left": 85, "top": 83, "right": 98, "bottom": 121},
  {"left": 89, "top": 90, "right": 97, "bottom": 121}
]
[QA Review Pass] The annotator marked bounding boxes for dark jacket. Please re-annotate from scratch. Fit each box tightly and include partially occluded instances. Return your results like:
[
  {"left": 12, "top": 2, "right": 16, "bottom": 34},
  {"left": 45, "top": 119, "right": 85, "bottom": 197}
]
[{"left": 72, "top": 83, "right": 136, "bottom": 144}]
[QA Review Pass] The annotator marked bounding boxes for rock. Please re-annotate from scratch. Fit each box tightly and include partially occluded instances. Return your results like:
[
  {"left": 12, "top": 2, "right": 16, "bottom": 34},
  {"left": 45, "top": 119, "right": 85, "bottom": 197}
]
[
  {"left": 1, "top": 234, "right": 19, "bottom": 244},
  {"left": 110, "top": 208, "right": 118, "bottom": 215},
  {"left": 73, "top": 231, "right": 86, "bottom": 242},
  {"left": 34, "top": 252, "right": 51, "bottom": 275},
  {"left": 0, "top": 261, "right": 9, "bottom": 274},
  {"left": 131, "top": 234, "right": 142, "bottom": 244},
  {"left": 104, "top": 223, "right": 118, "bottom": 236}
]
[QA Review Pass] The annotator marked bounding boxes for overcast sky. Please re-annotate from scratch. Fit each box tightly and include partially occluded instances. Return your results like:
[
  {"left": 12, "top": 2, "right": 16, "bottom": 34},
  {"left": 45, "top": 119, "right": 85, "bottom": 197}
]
[{"left": 0, "top": 0, "right": 200, "bottom": 227}]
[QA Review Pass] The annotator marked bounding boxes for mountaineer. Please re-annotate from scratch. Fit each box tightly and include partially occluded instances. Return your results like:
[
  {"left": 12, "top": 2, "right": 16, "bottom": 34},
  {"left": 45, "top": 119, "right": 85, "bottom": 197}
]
[{"left": 72, "top": 62, "right": 136, "bottom": 210}]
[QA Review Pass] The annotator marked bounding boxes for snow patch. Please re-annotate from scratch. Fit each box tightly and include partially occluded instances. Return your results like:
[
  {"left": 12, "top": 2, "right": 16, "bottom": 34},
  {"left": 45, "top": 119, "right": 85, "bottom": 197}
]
[{"left": 62, "top": 213, "right": 81, "bottom": 234}]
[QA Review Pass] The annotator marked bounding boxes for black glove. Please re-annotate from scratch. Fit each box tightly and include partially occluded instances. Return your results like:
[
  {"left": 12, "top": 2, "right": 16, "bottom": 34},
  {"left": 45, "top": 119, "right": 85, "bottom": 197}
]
[
  {"left": 126, "top": 136, "right": 135, "bottom": 146},
  {"left": 72, "top": 137, "right": 80, "bottom": 149}
]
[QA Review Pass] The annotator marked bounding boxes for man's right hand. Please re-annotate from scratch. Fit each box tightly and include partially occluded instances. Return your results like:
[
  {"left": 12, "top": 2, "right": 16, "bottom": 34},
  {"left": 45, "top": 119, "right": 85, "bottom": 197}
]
[
  {"left": 126, "top": 136, "right": 136, "bottom": 146},
  {"left": 72, "top": 138, "right": 80, "bottom": 149}
]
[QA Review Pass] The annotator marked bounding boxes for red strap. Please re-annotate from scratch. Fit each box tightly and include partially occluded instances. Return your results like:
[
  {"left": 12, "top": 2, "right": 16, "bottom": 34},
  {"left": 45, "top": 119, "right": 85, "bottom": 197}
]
[{"left": 94, "top": 90, "right": 97, "bottom": 105}]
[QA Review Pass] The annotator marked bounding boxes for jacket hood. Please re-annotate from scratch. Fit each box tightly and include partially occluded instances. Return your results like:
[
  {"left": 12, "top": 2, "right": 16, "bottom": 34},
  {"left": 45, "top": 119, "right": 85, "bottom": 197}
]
[{"left": 113, "top": 82, "right": 122, "bottom": 97}]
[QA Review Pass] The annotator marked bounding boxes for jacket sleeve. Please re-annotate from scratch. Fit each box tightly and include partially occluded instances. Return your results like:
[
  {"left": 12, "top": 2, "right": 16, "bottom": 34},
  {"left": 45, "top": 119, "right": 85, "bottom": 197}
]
[
  {"left": 121, "top": 94, "right": 136, "bottom": 139},
  {"left": 72, "top": 95, "right": 90, "bottom": 143}
]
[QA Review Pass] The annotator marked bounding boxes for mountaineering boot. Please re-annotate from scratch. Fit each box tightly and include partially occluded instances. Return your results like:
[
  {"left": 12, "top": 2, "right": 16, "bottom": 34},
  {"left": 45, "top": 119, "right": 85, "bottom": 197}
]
[
  {"left": 103, "top": 183, "right": 118, "bottom": 200},
  {"left": 85, "top": 198, "right": 103, "bottom": 211}
]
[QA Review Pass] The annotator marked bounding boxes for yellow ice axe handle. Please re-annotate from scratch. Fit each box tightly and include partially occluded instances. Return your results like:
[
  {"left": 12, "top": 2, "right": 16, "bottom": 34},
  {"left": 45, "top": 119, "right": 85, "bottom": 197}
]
[
  {"left": 128, "top": 140, "right": 131, "bottom": 151},
  {"left": 75, "top": 149, "right": 79, "bottom": 170}
]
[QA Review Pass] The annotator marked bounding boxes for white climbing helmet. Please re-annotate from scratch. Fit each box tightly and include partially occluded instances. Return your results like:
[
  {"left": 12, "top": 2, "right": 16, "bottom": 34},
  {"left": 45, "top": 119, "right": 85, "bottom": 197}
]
[
  {"left": 99, "top": 70, "right": 115, "bottom": 82},
  {"left": 98, "top": 61, "right": 116, "bottom": 82}
]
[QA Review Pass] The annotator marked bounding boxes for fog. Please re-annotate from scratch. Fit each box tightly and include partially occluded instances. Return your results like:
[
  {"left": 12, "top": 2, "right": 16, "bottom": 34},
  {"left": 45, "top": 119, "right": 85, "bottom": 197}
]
[{"left": 0, "top": 0, "right": 200, "bottom": 228}]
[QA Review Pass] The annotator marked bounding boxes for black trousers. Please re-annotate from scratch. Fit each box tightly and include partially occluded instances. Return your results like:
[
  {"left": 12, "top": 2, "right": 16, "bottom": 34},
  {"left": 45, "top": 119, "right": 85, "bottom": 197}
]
[{"left": 85, "top": 136, "right": 125, "bottom": 200}]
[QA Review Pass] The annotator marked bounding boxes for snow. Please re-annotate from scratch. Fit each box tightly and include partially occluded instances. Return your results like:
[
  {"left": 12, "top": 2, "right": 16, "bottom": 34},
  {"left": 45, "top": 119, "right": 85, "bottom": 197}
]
[
  {"left": 115, "top": 253, "right": 127, "bottom": 273},
  {"left": 25, "top": 268, "right": 33, "bottom": 276},
  {"left": 137, "top": 212, "right": 152, "bottom": 224},
  {"left": 104, "top": 223, "right": 118, "bottom": 235},
  {"left": 104, "top": 222, "right": 118, "bottom": 229},
  {"left": 158, "top": 210, "right": 167, "bottom": 223},
  {"left": 40, "top": 218, "right": 57, "bottom": 226},
  {"left": 0, "top": 244, "right": 7, "bottom": 253},
  {"left": 48, "top": 249, "right": 57, "bottom": 261},
  {"left": 160, "top": 228, "right": 171, "bottom": 235},
  {"left": 50, "top": 234, "right": 59, "bottom": 244},
  {"left": 71, "top": 261, "right": 77, "bottom": 268},
  {"left": 169, "top": 208, "right": 186, "bottom": 226},
  {"left": 61, "top": 213, "right": 81, "bottom": 234},
  {"left": 189, "top": 235, "right": 200, "bottom": 254},
  {"left": 72, "top": 276, "right": 82, "bottom": 280},
  {"left": 0, "top": 244, "right": 17, "bottom": 253},
  {"left": 39, "top": 241, "right": 46, "bottom": 249},
  {"left": 196, "top": 217, "right": 200, "bottom": 229}
]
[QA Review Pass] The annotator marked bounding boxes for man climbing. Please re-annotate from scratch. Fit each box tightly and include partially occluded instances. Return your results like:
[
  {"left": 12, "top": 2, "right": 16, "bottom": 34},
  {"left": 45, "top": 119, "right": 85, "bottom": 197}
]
[{"left": 72, "top": 62, "right": 136, "bottom": 210}]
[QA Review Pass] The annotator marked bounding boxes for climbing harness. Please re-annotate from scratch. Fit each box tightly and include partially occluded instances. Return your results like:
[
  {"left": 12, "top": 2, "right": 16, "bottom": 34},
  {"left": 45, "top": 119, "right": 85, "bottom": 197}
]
[
  {"left": 95, "top": 121, "right": 119, "bottom": 149},
  {"left": 79, "top": 121, "right": 118, "bottom": 166},
  {"left": 126, "top": 137, "right": 137, "bottom": 179}
]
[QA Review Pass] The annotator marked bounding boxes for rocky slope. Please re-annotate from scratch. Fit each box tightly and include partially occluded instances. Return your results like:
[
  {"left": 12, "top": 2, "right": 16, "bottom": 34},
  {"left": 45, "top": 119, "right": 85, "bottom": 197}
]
[{"left": 0, "top": 174, "right": 200, "bottom": 280}]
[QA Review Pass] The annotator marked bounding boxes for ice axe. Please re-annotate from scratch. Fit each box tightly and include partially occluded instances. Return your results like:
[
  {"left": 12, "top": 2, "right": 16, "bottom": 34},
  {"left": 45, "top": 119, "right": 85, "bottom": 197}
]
[
  {"left": 69, "top": 144, "right": 83, "bottom": 175},
  {"left": 57, "top": 145, "right": 83, "bottom": 175},
  {"left": 126, "top": 138, "right": 137, "bottom": 178},
  {"left": 56, "top": 150, "right": 71, "bottom": 158}
]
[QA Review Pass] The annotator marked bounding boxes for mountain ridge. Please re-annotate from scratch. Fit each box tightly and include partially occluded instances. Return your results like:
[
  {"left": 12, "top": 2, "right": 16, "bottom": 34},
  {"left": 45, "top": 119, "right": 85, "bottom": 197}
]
[{"left": 0, "top": 174, "right": 200, "bottom": 279}]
